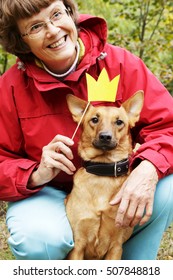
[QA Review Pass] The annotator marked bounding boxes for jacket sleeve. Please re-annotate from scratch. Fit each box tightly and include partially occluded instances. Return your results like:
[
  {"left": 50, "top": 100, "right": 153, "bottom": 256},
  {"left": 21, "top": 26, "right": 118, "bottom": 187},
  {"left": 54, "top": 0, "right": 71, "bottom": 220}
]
[
  {"left": 0, "top": 72, "right": 42, "bottom": 201},
  {"left": 121, "top": 48, "right": 173, "bottom": 178}
]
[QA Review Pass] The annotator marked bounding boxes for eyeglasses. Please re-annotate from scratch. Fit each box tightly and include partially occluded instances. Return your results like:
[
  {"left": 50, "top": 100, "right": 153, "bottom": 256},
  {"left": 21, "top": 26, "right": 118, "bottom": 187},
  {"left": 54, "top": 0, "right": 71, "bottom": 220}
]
[{"left": 21, "top": 9, "right": 69, "bottom": 39}]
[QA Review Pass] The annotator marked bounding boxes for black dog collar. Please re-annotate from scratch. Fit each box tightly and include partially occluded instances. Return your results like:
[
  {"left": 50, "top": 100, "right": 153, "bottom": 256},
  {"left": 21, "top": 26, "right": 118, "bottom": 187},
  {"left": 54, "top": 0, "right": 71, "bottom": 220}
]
[{"left": 83, "top": 158, "right": 129, "bottom": 177}]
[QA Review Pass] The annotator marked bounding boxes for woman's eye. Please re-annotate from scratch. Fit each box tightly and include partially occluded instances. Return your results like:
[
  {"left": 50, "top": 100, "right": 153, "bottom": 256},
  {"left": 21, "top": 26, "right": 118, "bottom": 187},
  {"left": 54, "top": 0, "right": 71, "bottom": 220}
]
[
  {"left": 91, "top": 117, "right": 99, "bottom": 124},
  {"left": 116, "top": 119, "right": 124, "bottom": 126},
  {"left": 30, "top": 23, "right": 43, "bottom": 33},
  {"left": 52, "top": 11, "right": 62, "bottom": 20}
]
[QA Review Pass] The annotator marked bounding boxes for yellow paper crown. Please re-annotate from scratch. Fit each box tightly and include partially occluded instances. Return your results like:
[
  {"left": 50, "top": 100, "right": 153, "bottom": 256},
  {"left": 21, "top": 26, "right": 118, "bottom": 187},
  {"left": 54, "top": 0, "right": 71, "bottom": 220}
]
[{"left": 86, "top": 68, "right": 120, "bottom": 102}]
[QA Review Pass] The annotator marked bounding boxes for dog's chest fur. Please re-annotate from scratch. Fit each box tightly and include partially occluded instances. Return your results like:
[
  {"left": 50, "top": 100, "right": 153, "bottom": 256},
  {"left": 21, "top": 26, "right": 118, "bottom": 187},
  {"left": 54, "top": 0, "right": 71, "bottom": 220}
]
[{"left": 66, "top": 168, "right": 132, "bottom": 259}]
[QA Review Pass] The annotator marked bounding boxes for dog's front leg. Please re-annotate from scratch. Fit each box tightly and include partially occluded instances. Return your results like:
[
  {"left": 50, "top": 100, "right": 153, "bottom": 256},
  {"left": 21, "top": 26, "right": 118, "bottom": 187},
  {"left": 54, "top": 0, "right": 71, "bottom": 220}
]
[
  {"left": 67, "top": 248, "right": 85, "bottom": 260},
  {"left": 104, "top": 244, "right": 123, "bottom": 260}
]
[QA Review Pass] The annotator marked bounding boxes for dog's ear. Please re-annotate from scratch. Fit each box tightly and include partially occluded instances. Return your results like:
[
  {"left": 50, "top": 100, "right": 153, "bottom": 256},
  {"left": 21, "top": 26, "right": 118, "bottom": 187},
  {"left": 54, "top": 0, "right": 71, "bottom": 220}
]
[
  {"left": 122, "top": 90, "right": 144, "bottom": 127},
  {"left": 66, "top": 94, "right": 89, "bottom": 123}
]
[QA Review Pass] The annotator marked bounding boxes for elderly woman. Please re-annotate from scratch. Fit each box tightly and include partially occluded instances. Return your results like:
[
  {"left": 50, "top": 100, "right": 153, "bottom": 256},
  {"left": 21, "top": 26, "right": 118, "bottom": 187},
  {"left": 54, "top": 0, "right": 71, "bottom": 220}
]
[{"left": 0, "top": 0, "right": 173, "bottom": 260}]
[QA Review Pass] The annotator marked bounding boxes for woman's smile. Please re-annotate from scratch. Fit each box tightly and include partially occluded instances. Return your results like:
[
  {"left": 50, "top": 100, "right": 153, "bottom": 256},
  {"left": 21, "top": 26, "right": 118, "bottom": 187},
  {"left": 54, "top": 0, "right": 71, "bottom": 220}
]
[{"left": 48, "top": 35, "right": 67, "bottom": 49}]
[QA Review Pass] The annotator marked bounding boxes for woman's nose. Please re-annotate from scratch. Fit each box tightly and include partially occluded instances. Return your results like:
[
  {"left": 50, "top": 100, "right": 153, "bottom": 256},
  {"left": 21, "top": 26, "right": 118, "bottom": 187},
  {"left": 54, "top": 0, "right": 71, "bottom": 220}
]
[{"left": 45, "top": 22, "right": 60, "bottom": 37}]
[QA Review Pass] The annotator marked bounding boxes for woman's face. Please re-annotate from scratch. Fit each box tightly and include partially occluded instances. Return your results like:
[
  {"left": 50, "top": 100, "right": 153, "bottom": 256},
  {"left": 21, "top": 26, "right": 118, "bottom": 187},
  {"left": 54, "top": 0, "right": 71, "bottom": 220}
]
[{"left": 17, "top": 1, "right": 78, "bottom": 74}]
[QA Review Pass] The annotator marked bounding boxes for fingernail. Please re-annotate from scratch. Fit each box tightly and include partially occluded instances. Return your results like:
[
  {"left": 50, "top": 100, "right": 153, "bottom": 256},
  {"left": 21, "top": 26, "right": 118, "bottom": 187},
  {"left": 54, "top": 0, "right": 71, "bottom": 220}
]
[
  {"left": 72, "top": 166, "right": 76, "bottom": 171},
  {"left": 110, "top": 199, "right": 117, "bottom": 205},
  {"left": 115, "top": 223, "right": 121, "bottom": 228},
  {"left": 69, "top": 154, "right": 74, "bottom": 160}
]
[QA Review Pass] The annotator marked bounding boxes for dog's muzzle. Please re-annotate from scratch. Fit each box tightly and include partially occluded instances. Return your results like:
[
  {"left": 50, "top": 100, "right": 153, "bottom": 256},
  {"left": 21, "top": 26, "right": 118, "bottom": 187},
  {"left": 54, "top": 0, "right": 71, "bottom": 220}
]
[
  {"left": 83, "top": 158, "right": 129, "bottom": 177},
  {"left": 92, "top": 132, "right": 117, "bottom": 151}
]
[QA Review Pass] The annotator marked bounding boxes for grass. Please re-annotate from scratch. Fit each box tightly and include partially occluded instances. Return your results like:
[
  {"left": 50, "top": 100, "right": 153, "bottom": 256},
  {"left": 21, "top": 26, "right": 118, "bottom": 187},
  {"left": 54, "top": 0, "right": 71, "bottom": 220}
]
[
  {"left": 0, "top": 202, "right": 15, "bottom": 260},
  {"left": 0, "top": 201, "right": 172, "bottom": 260},
  {"left": 157, "top": 225, "right": 173, "bottom": 260}
]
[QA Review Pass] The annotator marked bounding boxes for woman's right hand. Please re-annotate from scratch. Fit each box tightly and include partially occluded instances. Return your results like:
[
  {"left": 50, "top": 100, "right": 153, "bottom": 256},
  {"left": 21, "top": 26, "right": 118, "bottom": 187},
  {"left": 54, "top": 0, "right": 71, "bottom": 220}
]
[{"left": 27, "top": 135, "right": 76, "bottom": 189}]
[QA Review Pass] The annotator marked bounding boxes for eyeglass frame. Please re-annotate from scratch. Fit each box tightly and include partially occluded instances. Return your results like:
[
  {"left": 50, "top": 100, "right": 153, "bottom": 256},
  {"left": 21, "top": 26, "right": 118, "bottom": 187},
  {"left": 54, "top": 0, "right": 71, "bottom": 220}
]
[{"left": 20, "top": 8, "right": 70, "bottom": 39}]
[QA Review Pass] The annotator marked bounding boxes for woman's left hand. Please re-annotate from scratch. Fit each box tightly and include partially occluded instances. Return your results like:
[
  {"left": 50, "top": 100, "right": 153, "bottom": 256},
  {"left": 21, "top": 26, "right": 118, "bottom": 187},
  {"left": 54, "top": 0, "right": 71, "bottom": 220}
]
[{"left": 110, "top": 160, "right": 158, "bottom": 228}]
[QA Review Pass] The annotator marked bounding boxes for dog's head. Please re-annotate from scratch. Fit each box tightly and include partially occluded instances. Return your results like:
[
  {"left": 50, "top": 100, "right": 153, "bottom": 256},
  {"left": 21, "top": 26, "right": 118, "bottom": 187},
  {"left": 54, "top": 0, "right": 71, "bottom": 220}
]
[{"left": 66, "top": 91, "right": 144, "bottom": 161}]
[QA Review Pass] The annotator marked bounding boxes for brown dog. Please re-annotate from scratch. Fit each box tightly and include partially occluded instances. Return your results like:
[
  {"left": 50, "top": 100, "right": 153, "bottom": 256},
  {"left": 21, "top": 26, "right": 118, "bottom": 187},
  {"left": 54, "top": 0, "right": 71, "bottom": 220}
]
[{"left": 66, "top": 90, "right": 144, "bottom": 260}]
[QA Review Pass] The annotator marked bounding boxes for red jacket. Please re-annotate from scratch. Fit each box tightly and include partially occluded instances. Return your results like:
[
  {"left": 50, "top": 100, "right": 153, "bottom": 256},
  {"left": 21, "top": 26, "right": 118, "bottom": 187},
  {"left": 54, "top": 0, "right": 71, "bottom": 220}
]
[{"left": 0, "top": 15, "right": 173, "bottom": 201}]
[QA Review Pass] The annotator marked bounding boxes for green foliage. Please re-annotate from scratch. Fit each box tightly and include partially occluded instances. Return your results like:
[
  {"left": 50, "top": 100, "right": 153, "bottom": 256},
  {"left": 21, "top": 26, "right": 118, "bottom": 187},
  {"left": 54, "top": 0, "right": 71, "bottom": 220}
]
[{"left": 0, "top": 46, "right": 16, "bottom": 75}]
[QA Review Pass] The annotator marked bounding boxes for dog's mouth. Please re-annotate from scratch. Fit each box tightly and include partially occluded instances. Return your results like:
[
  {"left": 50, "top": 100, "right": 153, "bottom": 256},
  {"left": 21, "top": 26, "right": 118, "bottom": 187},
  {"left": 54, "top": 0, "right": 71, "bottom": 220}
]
[
  {"left": 93, "top": 142, "right": 117, "bottom": 151},
  {"left": 92, "top": 139, "right": 117, "bottom": 151}
]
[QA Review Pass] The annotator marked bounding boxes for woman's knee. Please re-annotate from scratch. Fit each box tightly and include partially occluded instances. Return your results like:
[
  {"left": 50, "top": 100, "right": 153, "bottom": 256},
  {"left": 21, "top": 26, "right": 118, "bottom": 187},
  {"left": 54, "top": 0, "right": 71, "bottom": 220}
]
[
  {"left": 153, "top": 174, "right": 173, "bottom": 227},
  {"left": 6, "top": 187, "right": 74, "bottom": 259},
  {"left": 7, "top": 221, "right": 74, "bottom": 260}
]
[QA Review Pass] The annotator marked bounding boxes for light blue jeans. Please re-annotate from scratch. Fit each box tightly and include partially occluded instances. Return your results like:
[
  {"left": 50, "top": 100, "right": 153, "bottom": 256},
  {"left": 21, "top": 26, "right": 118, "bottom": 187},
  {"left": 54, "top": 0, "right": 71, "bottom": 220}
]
[{"left": 6, "top": 174, "right": 173, "bottom": 260}]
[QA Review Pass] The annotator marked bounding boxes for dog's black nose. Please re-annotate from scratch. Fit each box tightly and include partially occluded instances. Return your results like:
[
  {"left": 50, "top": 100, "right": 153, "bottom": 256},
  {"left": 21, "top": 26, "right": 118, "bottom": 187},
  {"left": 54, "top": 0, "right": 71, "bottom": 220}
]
[
  {"left": 99, "top": 132, "right": 112, "bottom": 143},
  {"left": 93, "top": 132, "right": 116, "bottom": 150}
]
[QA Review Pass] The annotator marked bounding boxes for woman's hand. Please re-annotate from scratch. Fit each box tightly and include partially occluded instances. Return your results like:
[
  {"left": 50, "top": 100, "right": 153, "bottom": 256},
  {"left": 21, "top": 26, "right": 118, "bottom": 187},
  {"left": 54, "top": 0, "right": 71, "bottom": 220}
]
[
  {"left": 110, "top": 160, "right": 158, "bottom": 228},
  {"left": 27, "top": 135, "right": 76, "bottom": 189}
]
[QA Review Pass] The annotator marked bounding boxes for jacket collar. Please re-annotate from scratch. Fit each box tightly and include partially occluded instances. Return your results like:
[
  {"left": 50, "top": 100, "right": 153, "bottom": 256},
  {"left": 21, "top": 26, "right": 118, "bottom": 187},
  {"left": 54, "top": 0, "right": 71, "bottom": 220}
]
[{"left": 79, "top": 14, "right": 107, "bottom": 46}]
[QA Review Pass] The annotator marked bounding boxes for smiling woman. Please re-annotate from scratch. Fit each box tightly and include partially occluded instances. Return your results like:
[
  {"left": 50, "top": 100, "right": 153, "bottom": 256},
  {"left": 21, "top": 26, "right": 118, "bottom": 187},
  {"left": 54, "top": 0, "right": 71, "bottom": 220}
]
[
  {"left": 0, "top": 0, "right": 78, "bottom": 62},
  {"left": 0, "top": 0, "right": 173, "bottom": 261}
]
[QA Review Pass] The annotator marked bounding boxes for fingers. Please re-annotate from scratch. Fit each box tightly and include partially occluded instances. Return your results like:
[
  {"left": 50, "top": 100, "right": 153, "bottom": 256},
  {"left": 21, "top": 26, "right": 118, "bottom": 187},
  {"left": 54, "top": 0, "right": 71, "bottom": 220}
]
[
  {"left": 44, "top": 135, "right": 74, "bottom": 159},
  {"left": 54, "top": 142, "right": 74, "bottom": 160},
  {"left": 110, "top": 188, "right": 123, "bottom": 205},
  {"left": 111, "top": 185, "right": 154, "bottom": 228},
  {"left": 115, "top": 195, "right": 154, "bottom": 228},
  {"left": 48, "top": 135, "right": 74, "bottom": 157},
  {"left": 50, "top": 134, "right": 74, "bottom": 147},
  {"left": 36, "top": 135, "right": 76, "bottom": 185},
  {"left": 139, "top": 201, "right": 153, "bottom": 226},
  {"left": 42, "top": 135, "right": 76, "bottom": 174},
  {"left": 115, "top": 197, "right": 130, "bottom": 227},
  {"left": 43, "top": 141, "right": 74, "bottom": 161},
  {"left": 129, "top": 202, "right": 145, "bottom": 227},
  {"left": 111, "top": 161, "right": 158, "bottom": 228},
  {"left": 42, "top": 150, "right": 76, "bottom": 175}
]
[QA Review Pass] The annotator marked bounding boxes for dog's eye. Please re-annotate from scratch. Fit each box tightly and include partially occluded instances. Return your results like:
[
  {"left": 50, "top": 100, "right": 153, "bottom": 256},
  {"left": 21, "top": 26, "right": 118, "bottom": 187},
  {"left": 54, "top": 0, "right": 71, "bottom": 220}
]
[
  {"left": 91, "top": 117, "right": 99, "bottom": 124},
  {"left": 116, "top": 119, "right": 124, "bottom": 126}
]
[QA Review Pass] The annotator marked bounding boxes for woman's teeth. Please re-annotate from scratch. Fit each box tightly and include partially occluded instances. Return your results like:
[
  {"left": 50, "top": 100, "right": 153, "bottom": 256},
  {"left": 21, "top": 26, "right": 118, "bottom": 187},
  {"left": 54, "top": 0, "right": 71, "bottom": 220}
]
[{"left": 49, "top": 37, "right": 65, "bottom": 48}]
